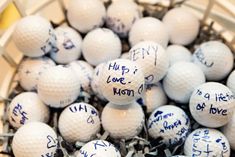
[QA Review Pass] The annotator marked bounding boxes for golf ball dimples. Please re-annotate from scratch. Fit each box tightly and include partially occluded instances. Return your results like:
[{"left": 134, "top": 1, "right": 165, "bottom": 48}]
[
  {"left": 37, "top": 66, "right": 80, "bottom": 108},
  {"left": 129, "top": 17, "right": 169, "bottom": 48},
  {"left": 166, "top": 44, "right": 192, "bottom": 66},
  {"left": 163, "top": 7, "right": 199, "bottom": 45},
  {"left": 101, "top": 102, "right": 145, "bottom": 139},
  {"left": 106, "top": 0, "right": 141, "bottom": 37},
  {"left": 50, "top": 26, "right": 82, "bottom": 64},
  {"left": 192, "top": 41, "right": 234, "bottom": 81},
  {"left": 163, "top": 61, "right": 205, "bottom": 103},
  {"left": 184, "top": 128, "right": 230, "bottom": 157},
  {"left": 13, "top": 15, "right": 56, "bottom": 57},
  {"left": 18, "top": 57, "right": 55, "bottom": 91},
  {"left": 68, "top": 60, "right": 94, "bottom": 93},
  {"left": 82, "top": 28, "right": 121, "bottom": 66},
  {"left": 100, "top": 59, "right": 145, "bottom": 105},
  {"left": 189, "top": 82, "right": 235, "bottom": 128},
  {"left": 144, "top": 83, "right": 167, "bottom": 113},
  {"left": 8, "top": 92, "right": 49, "bottom": 129},
  {"left": 147, "top": 105, "right": 190, "bottom": 146},
  {"left": 77, "top": 140, "right": 121, "bottom": 157},
  {"left": 227, "top": 70, "right": 235, "bottom": 94},
  {"left": 222, "top": 113, "right": 235, "bottom": 150},
  {"left": 58, "top": 102, "right": 100, "bottom": 143},
  {"left": 12, "top": 122, "right": 57, "bottom": 157},
  {"left": 130, "top": 41, "right": 169, "bottom": 84},
  {"left": 91, "top": 63, "right": 107, "bottom": 100},
  {"left": 67, "top": 0, "right": 106, "bottom": 33}
]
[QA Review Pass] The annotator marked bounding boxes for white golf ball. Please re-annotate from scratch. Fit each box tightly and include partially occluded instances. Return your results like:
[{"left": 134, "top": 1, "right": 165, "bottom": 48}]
[
  {"left": 222, "top": 113, "right": 235, "bottom": 150},
  {"left": 18, "top": 57, "right": 55, "bottom": 91},
  {"left": 166, "top": 44, "right": 192, "bottom": 66},
  {"left": 12, "top": 122, "right": 57, "bottom": 157},
  {"left": 82, "top": 28, "right": 121, "bottom": 66},
  {"left": 163, "top": 61, "right": 205, "bottom": 103},
  {"left": 163, "top": 7, "right": 200, "bottom": 45},
  {"left": 143, "top": 83, "right": 167, "bottom": 113},
  {"left": 192, "top": 41, "right": 234, "bottom": 81},
  {"left": 67, "top": 0, "right": 106, "bottom": 33},
  {"left": 148, "top": 105, "right": 190, "bottom": 146},
  {"left": 37, "top": 66, "right": 80, "bottom": 108},
  {"left": 184, "top": 128, "right": 230, "bottom": 157},
  {"left": 130, "top": 41, "right": 169, "bottom": 84},
  {"left": 101, "top": 101, "right": 145, "bottom": 139},
  {"left": 13, "top": 15, "right": 56, "bottom": 57},
  {"left": 8, "top": 92, "right": 49, "bottom": 129},
  {"left": 120, "top": 52, "right": 130, "bottom": 60},
  {"left": 227, "top": 70, "right": 235, "bottom": 94},
  {"left": 77, "top": 140, "right": 121, "bottom": 157},
  {"left": 50, "top": 26, "right": 82, "bottom": 64},
  {"left": 189, "top": 82, "right": 235, "bottom": 128},
  {"left": 106, "top": 0, "right": 141, "bottom": 37},
  {"left": 68, "top": 60, "right": 94, "bottom": 93},
  {"left": 58, "top": 102, "right": 100, "bottom": 143},
  {"left": 171, "top": 156, "right": 188, "bottom": 157},
  {"left": 91, "top": 63, "right": 107, "bottom": 100},
  {"left": 100, "top": 59, "right": 145, "bottom": 105},
  {"left": 129, "top": 17, "right": 169, "bottom": 48}
]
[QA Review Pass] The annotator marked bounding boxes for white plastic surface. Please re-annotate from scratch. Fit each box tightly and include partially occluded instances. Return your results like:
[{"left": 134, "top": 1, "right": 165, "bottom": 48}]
[
  {"left": 58, "top": 102, "right": 100, "bottom": 143},
  {"left": 101, "top": 102, "right": 145, "bottom": 139},
  {"left": 8, "top": 92, "right": 49, "bottom": 129},
  {"left": 190, "top": 82, "right": 235, "bottom": 128},
  {"left": 12, "top": 122, "right": 57, "bottom": 157}
]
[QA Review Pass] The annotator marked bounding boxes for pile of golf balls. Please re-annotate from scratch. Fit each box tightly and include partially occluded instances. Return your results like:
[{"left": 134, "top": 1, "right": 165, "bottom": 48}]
[{"left": 8, "top": 1, "right": 235, "bottom": 157}]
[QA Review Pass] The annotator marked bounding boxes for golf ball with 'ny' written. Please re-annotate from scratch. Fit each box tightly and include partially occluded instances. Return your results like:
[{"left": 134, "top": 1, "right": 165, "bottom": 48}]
[
  {"left": 77, "top": 140, "right": 121, "bottom": 157},
  {"left": 190, "top": 82, "right": 235, "bottom": 128},
  {"left": 184, "top": 128, "right": 230, "bottom": 157},
  {"left": 12, "top": 122, "right": 57, "bottom": 157},
  {"left": 101, "top": 101, "right": 145, "bottom": 140},
  {"left": 129, "top": 41, "right": 169, "bottom": 84},
  {"left": 147, "top": 105, "right": 190, "bottom": 146},
  {"left": 37, "top": 66, "right": 80, "bottom": 108},
  {"left": 100, "top": 59, "right": 145, "bottom": 105},
  {"left": 13, "top": 15, "right": 56, "bottom": 57},
  {"left": 58, "top": 102, "right": 100, "bottom": 143},
  {"left": 18, "top": 57, "right": 55, "bottom": 91},
  {"left": 8, "top": 92, "right": 49, "bottom": 129}
]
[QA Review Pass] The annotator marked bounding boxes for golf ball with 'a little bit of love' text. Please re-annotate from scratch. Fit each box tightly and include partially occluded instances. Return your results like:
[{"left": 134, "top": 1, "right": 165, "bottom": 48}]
[
  {"left": 147, "top": 105, "right": 190, "bottom": 146},
  {"left": 129, "top": 41, "right": 169, "bottom": 84},
  {"left": 163, "top": 61, "right": 205, "bottom": 103},
  {"left": 13, "top": 15, "right": 56, "bottom": 57},
  {"left": 82, "top": 28, "right": 122, "bottom": 66},
  {"left": 12, "top": 122, "right": 57, "bottom": 157},
  {"left": 101, "top": 101, "right": 145, "bottom": 140},
  {"left": 100, "top": 59, "right": 145, "bottom": 105},
  {"left": 37, "top": 65, "right": 80, "bottom": 108},
  {"left": 50, "top": 26, "right": 82, "bottom": 64},
  {"left": 190, "top": 82, "right": 235, "bottom": 128},
  {"left": 18, "top": 57, "right": 55, "bottom": 91},
  {"left": 222, "top": 113, "right": 235, "bottom": 150},
  {"left": 67, "top": 0, "right": 106, "bottom": 33},
  {"left": 77, "top": 140, "right": 121, "bottom": 157},
  {"left": 58, "top": 102, "right": 100, "bottom": 143},
  {"left": 8, "top": 92, "right": 50, "bottom": 129},
  {"left": 192, "top": 41, "right": 234, "bottom": 81},
  {"left": 184, "top": 128, "right": 230, "bottom": 157}
]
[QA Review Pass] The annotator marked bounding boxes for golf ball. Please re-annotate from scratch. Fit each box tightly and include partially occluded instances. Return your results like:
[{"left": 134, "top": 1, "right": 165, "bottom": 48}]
[{"left": 222, "top": 113, "right": 235, "bottom": 150}]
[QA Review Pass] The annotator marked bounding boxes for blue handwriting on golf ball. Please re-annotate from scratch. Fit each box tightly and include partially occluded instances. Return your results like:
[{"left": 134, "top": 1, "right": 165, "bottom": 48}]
[
  {"left": 194, "top": 48, "right": 214, "bottom": 68},
  {"left": 12, "top": 103, "right": 28, "bottom": 125}
]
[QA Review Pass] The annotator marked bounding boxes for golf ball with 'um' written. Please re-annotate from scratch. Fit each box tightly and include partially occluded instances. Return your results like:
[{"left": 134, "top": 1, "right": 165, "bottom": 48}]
[
  {"left": 129, "top": 41, "right": 169, "bottom": 84},
  {"left": 13, "top": 15, "right": 56, "bottom": 57},
  {"left": 8, "top": 92, "right": 49, "bottom": 129},
  {"left": 37, "top": 66, "right": 80, "bottom": 108},
  {"left": 100, "top": 59, "right": 145, "bottom": 105},
  {"left": 147, "top": 105, "right": 190, "bottom": 146},
  {"left": 190, "top": 82, "right": 235, "bottom": 128},
  {"left": 77, "top": 140, "right": 121, "bottom": 157},
  {"left": 12, "top": 122, "right": 57, "bottom": 157},
  {"left": 184, "top": 128, "right": 230, "bottom": 157}
]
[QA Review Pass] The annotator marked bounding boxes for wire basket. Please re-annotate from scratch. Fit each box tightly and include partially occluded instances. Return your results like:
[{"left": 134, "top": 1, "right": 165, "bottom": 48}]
[{"left": 0, "top": 0, "right": 235, "bottom": 157}]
